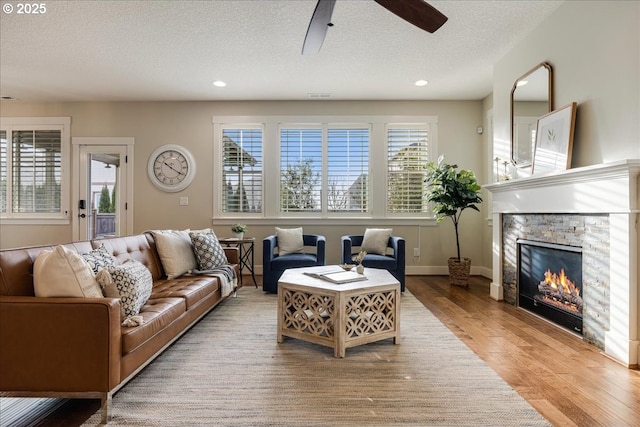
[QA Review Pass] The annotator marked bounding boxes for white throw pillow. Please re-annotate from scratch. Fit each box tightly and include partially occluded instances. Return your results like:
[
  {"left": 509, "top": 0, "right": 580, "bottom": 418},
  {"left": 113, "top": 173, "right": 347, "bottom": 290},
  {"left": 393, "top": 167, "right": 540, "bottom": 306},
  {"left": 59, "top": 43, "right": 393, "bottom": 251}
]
[
  {"left": 96, "top": 259, "right": 153, "bottom": 319},
  {"left": 276, "top": 227, "right": 304, "bottom": 256},
  {"left": 151, "top": 229, "right": 197, "bottom": 279},
  {"left": 361, "top": 228, "right": 393, "bottom": 255},
  {"left": 34, "top": 245, "right": 103, "bottom": 298}
]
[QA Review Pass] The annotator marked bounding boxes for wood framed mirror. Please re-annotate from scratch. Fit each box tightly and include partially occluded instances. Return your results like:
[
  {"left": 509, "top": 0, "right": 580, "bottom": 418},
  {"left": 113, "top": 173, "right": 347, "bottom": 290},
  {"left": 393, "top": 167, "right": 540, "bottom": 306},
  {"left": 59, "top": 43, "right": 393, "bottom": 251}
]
[{"left": 511, "top": 62, "right": 553, "bottom": 166}]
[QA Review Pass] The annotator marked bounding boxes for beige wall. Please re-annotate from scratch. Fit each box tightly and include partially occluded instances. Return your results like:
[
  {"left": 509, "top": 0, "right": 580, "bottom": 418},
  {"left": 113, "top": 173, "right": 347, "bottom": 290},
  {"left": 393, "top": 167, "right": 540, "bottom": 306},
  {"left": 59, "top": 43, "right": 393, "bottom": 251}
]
[{"left": 1, "top": 100, "right": 488, "bottom": 273}]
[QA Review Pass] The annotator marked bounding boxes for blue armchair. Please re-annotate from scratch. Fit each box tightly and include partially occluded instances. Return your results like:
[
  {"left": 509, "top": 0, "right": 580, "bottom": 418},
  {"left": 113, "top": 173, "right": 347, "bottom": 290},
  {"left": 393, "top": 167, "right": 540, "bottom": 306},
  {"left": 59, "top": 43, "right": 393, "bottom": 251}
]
[
  {"left": 341, "top": 235, "right": 405, "bottom": 292},
  {"left": 262, "top": 234, "right": 326, "bottom": 293}
]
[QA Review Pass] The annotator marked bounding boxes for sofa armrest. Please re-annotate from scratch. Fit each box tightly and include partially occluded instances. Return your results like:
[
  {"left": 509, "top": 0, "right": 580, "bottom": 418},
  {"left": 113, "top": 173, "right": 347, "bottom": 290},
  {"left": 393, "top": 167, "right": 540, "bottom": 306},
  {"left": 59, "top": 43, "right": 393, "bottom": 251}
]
[{"left": 0, "top": 296, "right": 122, "bottom": 394}]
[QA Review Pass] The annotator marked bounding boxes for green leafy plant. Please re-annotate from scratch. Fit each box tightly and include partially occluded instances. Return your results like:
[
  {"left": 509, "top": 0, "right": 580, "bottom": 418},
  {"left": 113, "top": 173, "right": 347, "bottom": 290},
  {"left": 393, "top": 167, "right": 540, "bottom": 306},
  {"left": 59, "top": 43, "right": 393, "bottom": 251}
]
[
  {"left": 231, "top": 223, "right": 247, "bottom": 234},
  {"left": 425, "top": 156, "right": 483, "bottom": 261}
]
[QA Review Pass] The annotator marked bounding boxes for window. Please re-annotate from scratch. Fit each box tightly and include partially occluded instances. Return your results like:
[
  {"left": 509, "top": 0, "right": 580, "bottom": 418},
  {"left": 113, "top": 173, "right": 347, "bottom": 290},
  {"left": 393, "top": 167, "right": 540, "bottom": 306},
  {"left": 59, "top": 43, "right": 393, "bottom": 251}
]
[
  {"left": 213, "top": 115, "right": 435, "bottom": 222},
  {"left": 0, "top": 117, "right": 70, "bottom": 222},
  {"left": 279, "top": 125, "right": 370, "bottom": 214},
  {"left": 221, "top": 127, "right": 263, "bottom": 213},
  {"left": 280, "top": 127, "right": 322, "bottom": 213},
  {"left": 387, "top": 126, "right": 430, "bottom": 214},
  {"left": 327, "top": 127, "right": 369, "bottom": 212}
]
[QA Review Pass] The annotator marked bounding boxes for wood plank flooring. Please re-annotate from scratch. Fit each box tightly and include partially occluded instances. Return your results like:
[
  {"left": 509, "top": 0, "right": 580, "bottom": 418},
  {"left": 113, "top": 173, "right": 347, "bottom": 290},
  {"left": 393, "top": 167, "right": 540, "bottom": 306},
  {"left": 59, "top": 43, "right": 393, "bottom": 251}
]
[
  {"left": 4, "top": 275, "right": 639, "bottom": 427},
  {"left": 408, "top": 275, "right": 640, "bottom": 427}
]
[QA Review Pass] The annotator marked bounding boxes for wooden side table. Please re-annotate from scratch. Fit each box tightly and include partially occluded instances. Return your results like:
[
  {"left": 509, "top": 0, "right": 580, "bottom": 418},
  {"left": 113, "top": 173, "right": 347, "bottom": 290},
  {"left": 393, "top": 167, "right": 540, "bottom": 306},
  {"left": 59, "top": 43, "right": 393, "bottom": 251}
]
[{"left": 219, "top": 237, "right": 257, "bottom": 288}]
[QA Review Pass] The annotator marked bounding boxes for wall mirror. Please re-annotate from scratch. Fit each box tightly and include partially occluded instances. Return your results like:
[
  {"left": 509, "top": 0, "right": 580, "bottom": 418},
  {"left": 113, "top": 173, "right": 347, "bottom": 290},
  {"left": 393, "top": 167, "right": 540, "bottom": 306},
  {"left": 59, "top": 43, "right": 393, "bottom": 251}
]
[{"left": 511, "top": 62, "right": 553, "bottom": 166}]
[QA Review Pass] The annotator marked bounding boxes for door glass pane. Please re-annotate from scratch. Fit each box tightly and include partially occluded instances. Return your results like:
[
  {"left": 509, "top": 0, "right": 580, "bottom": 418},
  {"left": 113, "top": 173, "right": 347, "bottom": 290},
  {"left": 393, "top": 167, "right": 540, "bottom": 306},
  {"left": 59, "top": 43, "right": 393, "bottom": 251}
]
[{"left": 89, "top": 153, "right": 119, "bottom": 239}]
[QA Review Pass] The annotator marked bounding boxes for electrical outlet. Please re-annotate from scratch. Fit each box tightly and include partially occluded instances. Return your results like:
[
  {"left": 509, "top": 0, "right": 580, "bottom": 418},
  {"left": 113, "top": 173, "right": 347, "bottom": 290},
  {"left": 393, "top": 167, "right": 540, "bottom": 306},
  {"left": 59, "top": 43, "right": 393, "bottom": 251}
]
[{"left": 413, "top": 248, "right": 420, "bottom": 257}]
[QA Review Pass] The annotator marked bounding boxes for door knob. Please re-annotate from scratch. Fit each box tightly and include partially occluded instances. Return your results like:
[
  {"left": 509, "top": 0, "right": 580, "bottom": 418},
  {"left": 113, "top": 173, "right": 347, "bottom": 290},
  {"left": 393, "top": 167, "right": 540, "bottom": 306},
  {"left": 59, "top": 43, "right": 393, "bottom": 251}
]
[{"left": 78, "top": 213, "right": 86, "bottom": 218}]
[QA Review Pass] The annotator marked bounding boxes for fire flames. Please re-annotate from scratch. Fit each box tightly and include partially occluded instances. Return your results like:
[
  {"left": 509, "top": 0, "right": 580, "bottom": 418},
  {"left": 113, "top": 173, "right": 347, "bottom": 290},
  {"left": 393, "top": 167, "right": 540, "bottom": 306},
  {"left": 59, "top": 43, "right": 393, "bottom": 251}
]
[
  {"left": 537, "top": 268, "right": 583, "bottom": 315},
  {"left": 543, "top": 268, "right": 580, "bottom": 297}
]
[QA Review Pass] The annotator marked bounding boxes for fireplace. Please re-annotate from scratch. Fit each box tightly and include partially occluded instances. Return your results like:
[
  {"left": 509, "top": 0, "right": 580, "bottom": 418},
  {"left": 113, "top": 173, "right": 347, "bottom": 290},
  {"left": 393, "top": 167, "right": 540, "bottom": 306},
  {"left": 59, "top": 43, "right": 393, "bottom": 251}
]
[
  {"left": 518, "top": 239, "right": 583, "bottom": 334},
  {"left": 485, "top": 160, "right": 640, "bottom": 367}
]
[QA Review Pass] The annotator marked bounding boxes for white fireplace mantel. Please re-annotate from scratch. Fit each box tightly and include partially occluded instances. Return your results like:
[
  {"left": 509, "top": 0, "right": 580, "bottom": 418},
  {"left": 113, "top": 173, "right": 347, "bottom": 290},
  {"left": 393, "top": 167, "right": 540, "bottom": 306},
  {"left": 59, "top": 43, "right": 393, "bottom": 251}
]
[{"left": 485, "top": 159, "right": 640, "bottom": 367}]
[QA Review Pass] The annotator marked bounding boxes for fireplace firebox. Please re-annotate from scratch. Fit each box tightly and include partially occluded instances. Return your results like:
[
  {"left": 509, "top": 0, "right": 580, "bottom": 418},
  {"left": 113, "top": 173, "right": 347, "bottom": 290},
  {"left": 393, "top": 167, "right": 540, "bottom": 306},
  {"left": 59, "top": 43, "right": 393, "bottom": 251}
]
[{"left": 517, "top": 239, "right": 583, "bottom": 334}]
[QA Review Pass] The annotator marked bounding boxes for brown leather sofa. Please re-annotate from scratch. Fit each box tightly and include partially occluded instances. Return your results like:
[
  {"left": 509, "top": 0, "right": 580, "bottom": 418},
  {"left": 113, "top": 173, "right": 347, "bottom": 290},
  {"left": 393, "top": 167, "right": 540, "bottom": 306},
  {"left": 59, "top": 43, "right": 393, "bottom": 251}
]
[{"left": 0, "top": 232, "right": 239, "bottom": 424}]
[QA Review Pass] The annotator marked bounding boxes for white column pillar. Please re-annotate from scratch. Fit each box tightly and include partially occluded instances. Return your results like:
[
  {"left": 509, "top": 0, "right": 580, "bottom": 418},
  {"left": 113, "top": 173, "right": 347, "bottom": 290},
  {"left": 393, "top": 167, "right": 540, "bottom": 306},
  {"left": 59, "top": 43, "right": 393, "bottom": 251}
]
[
  {"left": 490, "top": 212, "right": 504, "bottom": 301},
  {"left": 604, "top": 213, "right": 639, "bottom": 367}
]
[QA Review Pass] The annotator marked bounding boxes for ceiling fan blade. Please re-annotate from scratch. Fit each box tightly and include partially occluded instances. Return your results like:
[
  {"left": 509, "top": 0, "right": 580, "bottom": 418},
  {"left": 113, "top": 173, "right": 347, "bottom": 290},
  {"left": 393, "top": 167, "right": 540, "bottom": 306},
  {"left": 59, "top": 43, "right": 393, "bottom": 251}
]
[
  {"left": 302, "top": 0, "right": 336, "bottom": 55},
  {"left": 374, "top": 0, "right": 447, "bottom": 33}
]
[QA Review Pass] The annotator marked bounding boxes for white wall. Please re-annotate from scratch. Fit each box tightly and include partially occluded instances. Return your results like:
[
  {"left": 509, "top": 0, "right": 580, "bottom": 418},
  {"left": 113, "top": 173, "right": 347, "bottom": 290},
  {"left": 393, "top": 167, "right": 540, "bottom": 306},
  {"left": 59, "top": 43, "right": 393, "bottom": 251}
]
[
  {"left": 493, "top": 1, "right": 640, "bottom": 175},
  {"left": 0, "top": 100, "right": 487, "bottom": 272}
]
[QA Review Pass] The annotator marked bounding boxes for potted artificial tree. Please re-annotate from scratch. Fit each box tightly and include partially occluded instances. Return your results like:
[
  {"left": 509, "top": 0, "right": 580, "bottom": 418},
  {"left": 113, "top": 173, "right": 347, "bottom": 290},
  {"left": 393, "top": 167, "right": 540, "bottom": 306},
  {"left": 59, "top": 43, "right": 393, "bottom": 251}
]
[{"left": 425, "top": 156, "right": 483, "bottom": 286}]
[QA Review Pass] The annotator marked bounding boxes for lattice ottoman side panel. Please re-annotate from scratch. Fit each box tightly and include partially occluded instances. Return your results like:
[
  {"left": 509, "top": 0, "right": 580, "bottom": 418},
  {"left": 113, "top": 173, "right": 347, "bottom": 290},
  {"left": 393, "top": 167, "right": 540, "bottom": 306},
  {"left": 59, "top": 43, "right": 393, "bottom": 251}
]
[
  {"left": 281, "top": 289, "right": 335, "bottom": 338},
  {"left": 345, "top": 291, "right": 396, "bottom": 339}
]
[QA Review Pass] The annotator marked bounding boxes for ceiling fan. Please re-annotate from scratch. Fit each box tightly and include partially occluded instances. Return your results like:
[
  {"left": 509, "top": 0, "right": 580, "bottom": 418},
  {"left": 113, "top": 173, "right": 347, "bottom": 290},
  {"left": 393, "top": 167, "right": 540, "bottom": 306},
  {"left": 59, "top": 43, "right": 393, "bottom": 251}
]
[{"left": 302, "top": 0, "right": 448, "bottom": 55}]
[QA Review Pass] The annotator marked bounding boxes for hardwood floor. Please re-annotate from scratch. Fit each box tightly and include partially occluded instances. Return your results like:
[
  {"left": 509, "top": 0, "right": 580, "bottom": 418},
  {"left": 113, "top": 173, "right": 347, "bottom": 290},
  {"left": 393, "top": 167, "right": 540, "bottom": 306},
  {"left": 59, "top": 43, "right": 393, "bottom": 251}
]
[
  {"left": 4, "top": 275, "right": 639, "bottom": 426},
  {"left": 408, "top": 275, "right": 640, "bottom": 427}
]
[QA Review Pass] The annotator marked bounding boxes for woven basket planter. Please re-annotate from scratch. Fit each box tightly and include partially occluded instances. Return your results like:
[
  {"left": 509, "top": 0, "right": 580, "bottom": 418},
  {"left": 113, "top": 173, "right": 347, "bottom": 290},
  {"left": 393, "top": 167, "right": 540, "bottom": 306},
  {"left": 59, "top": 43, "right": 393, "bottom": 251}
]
[{"left": 448, "top": 257, "right": 471, "bottom": 286}]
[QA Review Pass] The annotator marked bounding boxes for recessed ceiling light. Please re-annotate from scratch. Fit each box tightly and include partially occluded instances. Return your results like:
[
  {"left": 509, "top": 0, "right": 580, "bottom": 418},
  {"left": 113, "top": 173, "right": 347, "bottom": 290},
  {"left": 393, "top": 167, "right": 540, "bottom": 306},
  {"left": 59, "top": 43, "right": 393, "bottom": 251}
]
[
  {"left": 414, "top": 80, "right": 428, "bottom": 87},
  {"left": 213, "top": 80, "right": 227, "bottom": 87}
]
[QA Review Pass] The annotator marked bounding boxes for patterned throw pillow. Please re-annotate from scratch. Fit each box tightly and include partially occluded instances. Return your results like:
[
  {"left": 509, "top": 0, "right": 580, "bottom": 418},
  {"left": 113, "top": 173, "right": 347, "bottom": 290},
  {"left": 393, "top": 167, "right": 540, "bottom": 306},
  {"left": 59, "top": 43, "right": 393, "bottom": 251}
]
[
  {"left": 189, "top": 230, "right": 227, "bottom": 271},
  {"left": 81, "top": 243, "right": 116, "bottom": 274},
  {"left": 96, "top": 259, "right": 153, "bottom": 318}
]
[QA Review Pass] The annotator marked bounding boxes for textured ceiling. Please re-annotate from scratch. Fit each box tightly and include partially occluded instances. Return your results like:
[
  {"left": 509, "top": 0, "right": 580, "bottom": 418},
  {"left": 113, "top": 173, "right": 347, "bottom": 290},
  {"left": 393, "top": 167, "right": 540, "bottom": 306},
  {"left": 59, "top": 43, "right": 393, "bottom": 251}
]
[{"left": 0, "top": 0, "right": 563, "bottom": 102}]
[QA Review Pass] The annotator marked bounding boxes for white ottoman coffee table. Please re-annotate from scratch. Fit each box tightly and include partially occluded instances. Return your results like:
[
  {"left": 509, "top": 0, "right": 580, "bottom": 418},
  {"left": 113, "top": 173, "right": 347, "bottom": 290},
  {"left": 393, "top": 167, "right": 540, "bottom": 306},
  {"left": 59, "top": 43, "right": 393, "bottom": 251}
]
[{"left": 277, "top": 266, "right": 401, "bottom": 358}]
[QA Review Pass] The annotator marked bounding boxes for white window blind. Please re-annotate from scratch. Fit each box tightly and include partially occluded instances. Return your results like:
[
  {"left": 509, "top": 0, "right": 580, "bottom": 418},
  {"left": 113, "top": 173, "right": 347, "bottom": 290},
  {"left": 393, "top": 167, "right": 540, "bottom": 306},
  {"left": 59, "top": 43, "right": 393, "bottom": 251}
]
[
  {"left": 0, "top": 130, "right": 6, "bottom": 213},
  {"left": 1, "top": 117, "right": 70, "bottom": 222},
  {"left": 222, "top": 128, "right": 262, "bottom": 213},
  {"left": 280, "top": 128, "right": 322, "bottom": 212},
  {"left": 327, "top": 127, "right": 369, "bottom": 212},
  {"left": 11, "top": 129, "right": 62, "bottom": 213},
  {"left": 387, "top": 126, "right": 430, "bottom": 213}
]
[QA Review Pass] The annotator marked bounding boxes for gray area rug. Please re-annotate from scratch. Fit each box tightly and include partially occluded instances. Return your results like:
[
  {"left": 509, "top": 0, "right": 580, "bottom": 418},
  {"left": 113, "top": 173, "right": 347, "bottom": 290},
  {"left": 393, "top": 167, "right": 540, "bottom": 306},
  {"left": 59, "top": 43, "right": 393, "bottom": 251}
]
[{"left": 84, "top": 287, "right": 551, "bottom": 426}]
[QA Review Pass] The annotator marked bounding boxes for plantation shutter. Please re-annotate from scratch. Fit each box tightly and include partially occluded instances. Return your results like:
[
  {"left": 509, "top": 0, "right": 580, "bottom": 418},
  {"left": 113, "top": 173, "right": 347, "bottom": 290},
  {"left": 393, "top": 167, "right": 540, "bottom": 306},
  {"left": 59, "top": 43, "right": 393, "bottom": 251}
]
[
  {"left": 12, "top": 129, "right": 62, "bottom": 213},
  {"left": 222, "top": 128, "right": 263, "bottom": 213},
  {"left": 0, "top": 130, "right": 6, "bottom": 213},
  {"left": 280, "top": 128, "right": 322, "bottom": 212},
  {"left": 386, "top": 127, "right": 429, "bottom": 213},
  {"left": 327, "top": 127, "right": 369, "bottom": 212}
]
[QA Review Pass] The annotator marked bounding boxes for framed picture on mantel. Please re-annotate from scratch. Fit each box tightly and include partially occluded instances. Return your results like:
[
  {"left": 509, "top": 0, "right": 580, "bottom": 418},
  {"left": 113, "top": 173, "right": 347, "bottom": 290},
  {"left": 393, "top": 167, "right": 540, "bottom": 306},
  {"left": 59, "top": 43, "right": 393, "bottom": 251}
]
[{"left": 532, "top": 102, "right": 577, "bottom": 175}]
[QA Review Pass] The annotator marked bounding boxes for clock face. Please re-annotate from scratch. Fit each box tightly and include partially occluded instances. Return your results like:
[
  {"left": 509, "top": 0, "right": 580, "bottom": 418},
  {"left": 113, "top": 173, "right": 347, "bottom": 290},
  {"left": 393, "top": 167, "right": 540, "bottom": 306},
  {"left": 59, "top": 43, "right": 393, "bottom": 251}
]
[
  {"left": 154, "top": 150, "right": 188, "bottom": 185},
  {"left": 147, "top": 144, "right": 196, "bottom": 192}
]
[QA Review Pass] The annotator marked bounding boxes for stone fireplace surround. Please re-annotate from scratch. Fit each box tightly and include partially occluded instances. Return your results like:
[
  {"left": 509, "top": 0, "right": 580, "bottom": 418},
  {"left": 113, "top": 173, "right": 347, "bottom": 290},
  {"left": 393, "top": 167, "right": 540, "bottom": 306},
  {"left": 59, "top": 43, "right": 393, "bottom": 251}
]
[{"left": 485, "top": 160, "right": 639, "bottom": 368}]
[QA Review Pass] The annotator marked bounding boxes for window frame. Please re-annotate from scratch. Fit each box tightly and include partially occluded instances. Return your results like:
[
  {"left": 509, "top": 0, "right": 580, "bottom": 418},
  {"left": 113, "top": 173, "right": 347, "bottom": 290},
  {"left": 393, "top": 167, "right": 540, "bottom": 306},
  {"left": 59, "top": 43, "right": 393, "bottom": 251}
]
[
  {"left": 212, "top": 115, "right": 437, "bottom": 226},
  {"left": 0, "top": 117, "right": 71, "bottom": 224}
]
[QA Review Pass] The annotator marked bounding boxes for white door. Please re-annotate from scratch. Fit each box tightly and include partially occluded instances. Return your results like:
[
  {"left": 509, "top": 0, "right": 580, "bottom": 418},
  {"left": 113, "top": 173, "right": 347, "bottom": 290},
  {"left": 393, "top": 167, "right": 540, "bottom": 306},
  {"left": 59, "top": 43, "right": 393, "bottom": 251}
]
[{"left": 73, "top": 138, "right": 134, "bottom": 241}]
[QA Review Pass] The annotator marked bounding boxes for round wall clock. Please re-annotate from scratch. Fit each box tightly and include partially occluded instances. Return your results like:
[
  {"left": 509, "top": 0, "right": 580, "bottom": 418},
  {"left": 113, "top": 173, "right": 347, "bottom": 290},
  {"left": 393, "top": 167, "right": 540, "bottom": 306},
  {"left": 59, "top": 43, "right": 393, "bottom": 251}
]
[{"left": 147, "top": 144, "right": 196, "bottom": 192}]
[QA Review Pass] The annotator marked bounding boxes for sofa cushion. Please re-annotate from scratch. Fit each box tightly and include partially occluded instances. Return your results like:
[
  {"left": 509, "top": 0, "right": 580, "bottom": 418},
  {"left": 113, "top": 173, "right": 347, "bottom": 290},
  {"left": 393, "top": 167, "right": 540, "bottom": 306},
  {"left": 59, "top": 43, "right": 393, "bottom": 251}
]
[
  {"left": 121, "top": 297, "right": 186, "bottom": 355},
  {"left": 361, "top": 228, "right": 392, "bottom": 255},
  {"left": 81, "top": 243, "right": 116, "bottom": 274},
  {"left": 276, "top": 227, "right": 304, "bottom": 256},
  {"left": 96, "top": 259, "right": 153, "bottom": 318},
  {"left": 189, "top": 230, "right": 227, "bottom": 270},
  {"left": 33, "top": 245, "right": 103, "bottom": 298},
  {"left": 151, "top": 275, "right": 220, "bottom": 310},
  {"left": 151, "top": 229, "right": 197, "bottom": 279}
]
